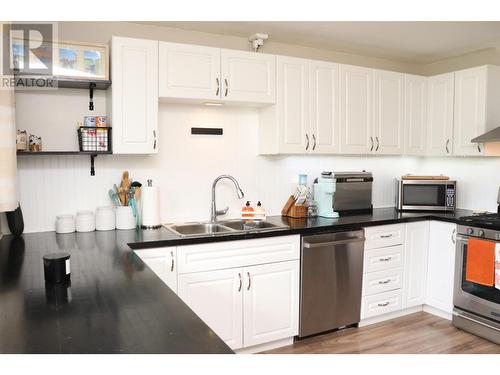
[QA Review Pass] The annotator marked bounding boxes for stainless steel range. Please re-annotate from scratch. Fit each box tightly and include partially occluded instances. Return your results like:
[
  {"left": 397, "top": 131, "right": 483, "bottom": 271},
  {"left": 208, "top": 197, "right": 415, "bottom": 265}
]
[{"left": 453, "top": 214, "right": 500, "bottom": 345}]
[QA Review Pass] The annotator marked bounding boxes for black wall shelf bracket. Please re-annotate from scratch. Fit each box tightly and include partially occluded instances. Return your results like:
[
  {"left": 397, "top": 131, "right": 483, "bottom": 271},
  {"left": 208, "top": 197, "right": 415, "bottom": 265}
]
[
  {"left": 89, "top": 82, "right": 96, "bottom": 111},
  {"left": 90, "top": 154, "right": 97, "bottom": 176}
]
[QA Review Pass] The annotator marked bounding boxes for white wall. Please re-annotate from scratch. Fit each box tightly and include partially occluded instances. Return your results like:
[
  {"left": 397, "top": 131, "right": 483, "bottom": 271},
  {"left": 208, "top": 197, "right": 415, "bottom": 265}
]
[{"left": 14, "top": 97, "right": 500, "bottom": 233}]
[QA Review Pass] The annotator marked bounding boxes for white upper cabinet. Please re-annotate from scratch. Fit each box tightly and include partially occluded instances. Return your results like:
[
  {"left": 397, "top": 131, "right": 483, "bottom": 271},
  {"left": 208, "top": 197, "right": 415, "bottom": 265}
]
[
  {"left": 426, "top": 72, "right": 454, "bottom": 156},
  {"left": 373, "top": 69, "right": 405, "bottom": 154},
  {"left": 453, "top": 65, "right": 500, "bottom": 156},
  {"left": 158, "top": 42, "right": 221, "bottom": 101},
  {"left": 158, "top": 42, "right": 276, "bottom": 105},
  {"left": 339, "top": 64, "right": 373, "bottom": 154},
  {"left": 309, "top": 60, "right": 340, "bottom": 153},
  {"left": 110, "top": 37, "right": 158, "bottom": 154},
  {"left": 404, "top": 74, "right": 428, "bottom": 155},
  {"left": 220, "top": 49, "right": 276, "bottom": 104},
  {"left": 259, "top": 56, "right": 310, "bottom": 154}
]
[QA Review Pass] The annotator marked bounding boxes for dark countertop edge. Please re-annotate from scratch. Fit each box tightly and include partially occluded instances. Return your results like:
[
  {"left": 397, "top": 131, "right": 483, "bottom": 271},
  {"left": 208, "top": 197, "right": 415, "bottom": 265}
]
[{"left": 128, "top": 212, "right": 466, "bottom": 249}]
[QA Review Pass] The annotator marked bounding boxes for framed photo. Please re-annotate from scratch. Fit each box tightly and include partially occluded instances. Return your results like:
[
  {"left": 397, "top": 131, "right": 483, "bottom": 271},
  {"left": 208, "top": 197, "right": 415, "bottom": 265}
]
[{"left": 54, "top": 41, "right": 109, "bottom": 81}]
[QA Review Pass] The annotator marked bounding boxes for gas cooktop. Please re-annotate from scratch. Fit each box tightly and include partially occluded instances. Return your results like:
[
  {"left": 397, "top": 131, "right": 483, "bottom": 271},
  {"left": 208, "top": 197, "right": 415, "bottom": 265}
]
[{"left": 459, "top": 213, "right": 500, "bottom": 230}]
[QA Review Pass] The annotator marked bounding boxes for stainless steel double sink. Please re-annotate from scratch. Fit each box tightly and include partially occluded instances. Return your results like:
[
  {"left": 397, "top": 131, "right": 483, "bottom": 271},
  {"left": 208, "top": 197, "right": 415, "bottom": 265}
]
[{"left": 165, "top": 219, "right": 289, "bottom": 238}]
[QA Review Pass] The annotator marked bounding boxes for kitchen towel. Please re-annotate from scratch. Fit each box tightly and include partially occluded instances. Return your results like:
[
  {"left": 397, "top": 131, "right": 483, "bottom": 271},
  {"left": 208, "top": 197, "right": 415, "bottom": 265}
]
[
  {"left": 466, "top": 238, "right": 495, "bottom": 287},
  {"left": 0, "top": 32, "right": 18, "bottom": 214},
  {"left": 496, "top": 243, "right": 500, "bottom": 290}
]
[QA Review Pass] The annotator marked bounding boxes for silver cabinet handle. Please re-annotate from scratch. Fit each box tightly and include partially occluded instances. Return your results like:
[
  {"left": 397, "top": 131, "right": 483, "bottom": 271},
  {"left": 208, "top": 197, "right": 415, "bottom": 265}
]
[
  {"left": 247, "top": 272, "right": 251, "bottom": 291},
  {"left": 451, "top": 228, "right": 456, "bottom": 244},
  {"left": 305, "top": 134, "right": 310, "bottom": 151},
  {"left": 378, "top": 302, "right": 390, "bottom": 307},
  {"left": 380, "top": 234, "right": 393, "bottom": 239},
  {"left": 224, "top": 78, "right": 229, "bottom": 97},
  {"left": 379, "top": 257, "right": 392, "bottom": 262},
  {"left": 378, "top": 279, "right": 391, "bottom": 284},
  {"left": 445, "top": 139, "right": 450, "bottom": 154},
  {"left": 312, "top": 134, "right": 316, "bottom": 151},
  {"left": 477, "top": 144, "right": 481, "bottom": 153},
  {"left": 216, "top": 78, "right": 220, "bottom": 96},
  {"left": 375, "top": 136, "right": 380, "bottom": 151},
  {"left": 304, "top": 237, "right": 365, "bottom": 248},
  {"left": 170, "top": 251, "right": 174, "bottom": 272},
  {"left": 370, "top": 136, "right": 374, "bottom": 151},
  {"left": 238, "top": 273, "right": 242, "bottom": 292},
  {"left": 153, "top": 130, "right": 157, "bottom": 150}
]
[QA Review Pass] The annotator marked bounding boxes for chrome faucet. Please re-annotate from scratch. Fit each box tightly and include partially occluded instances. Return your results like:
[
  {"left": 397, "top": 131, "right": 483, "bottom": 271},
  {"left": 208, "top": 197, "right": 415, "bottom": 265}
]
[{"left": 211, "top": 175, "right": 245, "bottom": 222}]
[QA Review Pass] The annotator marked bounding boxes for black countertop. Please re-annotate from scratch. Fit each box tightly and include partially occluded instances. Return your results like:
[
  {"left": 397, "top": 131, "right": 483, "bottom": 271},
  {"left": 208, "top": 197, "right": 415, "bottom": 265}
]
[
  {"left": 0, "top": 230, "right": 233, "bottom": 354},
  {"left": 0, "top": 207, "right": 474, "bottom": 354},
  {"left": 129, "top": 207, "right": 475, "bottom": 249}
]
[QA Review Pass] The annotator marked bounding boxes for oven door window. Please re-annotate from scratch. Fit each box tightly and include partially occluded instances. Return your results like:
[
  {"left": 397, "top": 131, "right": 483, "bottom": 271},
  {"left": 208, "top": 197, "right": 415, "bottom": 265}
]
[
  {"left": 462, "top": 244, "right": 500, "bottom": 304},
  {"left": 402, "top": 184, "right": 446, "bottom": 206}
]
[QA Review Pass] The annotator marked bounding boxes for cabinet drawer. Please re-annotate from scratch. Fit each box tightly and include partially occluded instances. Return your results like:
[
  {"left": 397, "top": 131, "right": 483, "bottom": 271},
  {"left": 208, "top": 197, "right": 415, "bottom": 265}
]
[
  {"left": 361, "top": 290, "right": 402, "bottom": 319},
  {"left": 177, "top": 235, "right": 300, "bottom": 274},
  {"left": 134, "top": 246, "right": 175, "bottom": 259},
  {"left": 362, "top": 268, "right": 403, "bottom": 296},
  {"left": 363, "top": 245, "right": 404, "bottom": 273},
  {"left": 364, "top": 224, "right": 405, "bottom": 249}
]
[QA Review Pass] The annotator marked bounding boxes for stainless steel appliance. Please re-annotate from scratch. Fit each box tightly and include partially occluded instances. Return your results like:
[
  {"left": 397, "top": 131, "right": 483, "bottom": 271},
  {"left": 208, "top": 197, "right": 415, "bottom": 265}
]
[
  {"left": 299, "top": 230, "right": 365, "bottom": 338},
  {"left": 453, "top": 216, "right": 500, "bottom": 345},
  {"left": 396, "top": 179, "right": 456, "bottom": 212},
  {"left": 333, "top": 172, "right": 373, "bottom": 213}
]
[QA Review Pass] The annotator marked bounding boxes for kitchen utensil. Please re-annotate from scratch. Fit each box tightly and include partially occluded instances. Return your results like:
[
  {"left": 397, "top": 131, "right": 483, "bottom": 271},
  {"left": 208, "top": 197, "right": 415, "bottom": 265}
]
[
  {"left": 96, "top": 206, "right": 115, "bottom": 231},
  {"left": 108, "top": 189, "right": 121, "bottom": 207},
  {"left": 56, "top": 214, "right": 76, "bottom": 234},
  {"left": 116, "top": 206, "right": 136, "bottom": 230},
  {"left": 120, "top": 171, "right": 131, "bottom": 206},
  {"left": 497, "top": 187, "right": 500, "bottom": 214},
  {"left": 75, "top": 211, "right": 95, "bottom": 232}
]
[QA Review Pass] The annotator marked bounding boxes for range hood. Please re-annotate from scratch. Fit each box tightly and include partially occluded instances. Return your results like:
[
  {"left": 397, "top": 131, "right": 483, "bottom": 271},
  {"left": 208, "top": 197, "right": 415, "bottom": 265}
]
[{"left": 471, "top": 126, "right": 500, "bottom": 143}]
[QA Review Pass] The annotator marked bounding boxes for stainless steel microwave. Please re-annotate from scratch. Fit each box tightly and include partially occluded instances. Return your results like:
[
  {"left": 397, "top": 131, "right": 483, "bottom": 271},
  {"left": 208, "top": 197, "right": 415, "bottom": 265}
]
[{"left": 396, "top": 179, "right": 456, "bottom": 211}]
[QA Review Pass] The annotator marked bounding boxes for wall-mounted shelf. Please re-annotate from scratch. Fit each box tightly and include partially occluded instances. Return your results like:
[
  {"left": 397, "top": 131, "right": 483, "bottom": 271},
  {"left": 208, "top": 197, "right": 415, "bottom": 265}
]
[{"left": 16, "top": 151, "right": 112, "bottom": 176}]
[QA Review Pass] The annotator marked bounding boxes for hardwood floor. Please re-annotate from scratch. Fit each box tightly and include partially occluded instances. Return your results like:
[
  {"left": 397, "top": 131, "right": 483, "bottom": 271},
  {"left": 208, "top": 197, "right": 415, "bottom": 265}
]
[{"left": 262, "top": 312, "right": 500, "bottom": 354}]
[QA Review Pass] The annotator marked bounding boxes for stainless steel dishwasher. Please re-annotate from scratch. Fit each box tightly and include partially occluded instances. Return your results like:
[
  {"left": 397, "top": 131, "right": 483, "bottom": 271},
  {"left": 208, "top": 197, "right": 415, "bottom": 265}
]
[{"left": 299, "top": 230, "right": 365, "bottom": 338}]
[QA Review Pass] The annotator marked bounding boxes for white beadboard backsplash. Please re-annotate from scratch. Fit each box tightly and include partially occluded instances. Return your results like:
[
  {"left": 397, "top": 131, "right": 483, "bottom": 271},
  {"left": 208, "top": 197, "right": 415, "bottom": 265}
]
[{"left": 12, "top": 100, "right": 500, "bottom": 233}]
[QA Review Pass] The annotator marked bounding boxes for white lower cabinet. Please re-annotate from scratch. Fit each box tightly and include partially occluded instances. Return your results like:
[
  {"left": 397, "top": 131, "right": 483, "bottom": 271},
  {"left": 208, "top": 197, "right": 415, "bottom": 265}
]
[
  {"left": 177, "top": 235, "right": 300, "bottom": 350},
  {"left": 178, "top": 268, "right": 243, "bottom": 349},
  {"left": 243, "top": 260, "right": 299, "bottom": 347},
  {"left": 425, "top": 221, "right": 457, "bottom": 315},
  {"left": 403, "top": 221, "right": 429, "bottom": 308},
  {"left": 134, "top": 247, "right": 177, "bottom": 293},
  {"left": 362, "top": 289, "right": 403, "bottom": 319}
]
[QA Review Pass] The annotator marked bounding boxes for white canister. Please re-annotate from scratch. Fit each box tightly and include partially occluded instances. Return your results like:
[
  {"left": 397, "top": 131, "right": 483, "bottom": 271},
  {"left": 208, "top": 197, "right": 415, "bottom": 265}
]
[
  {"left": 115, "top": 206, "right": 136, "bottom": 230},
  {"left": 56, "top": 214, "right": 75, "bottom": 234},
  {"left": 96, "top": 206, "right": 116, "bottom": 231},
  {"left": 76, "top": 211, "right": 96, "bottom": 232}
]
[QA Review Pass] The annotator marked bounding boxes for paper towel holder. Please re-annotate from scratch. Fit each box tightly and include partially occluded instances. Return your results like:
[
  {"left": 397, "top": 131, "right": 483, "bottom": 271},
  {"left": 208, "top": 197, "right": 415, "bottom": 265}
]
[{"left": 141, "top": 179, "right": 162, "bottom": 230}]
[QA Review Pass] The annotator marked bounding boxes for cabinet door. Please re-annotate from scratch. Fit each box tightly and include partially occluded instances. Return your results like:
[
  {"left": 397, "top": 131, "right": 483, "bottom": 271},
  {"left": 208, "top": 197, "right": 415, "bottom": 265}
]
[
  {"left": 178, "top": 268, "right": 243, "bottom": 350},
  {"left": 158, "top": 42, "right": 221, "bottom": 100},
  {"left": 373, "top": 69, "right": 405, "bottom": 154},
  {"left": 134, "top": 247, "right": 177, "bottom": 293},
  {"left": 404, "top": 74, "right": 428, "bottom": 155},
  {"left": 453, "top": 66, "right": 486, "bottom": 156},
  {"left": 339, "top": 64, "right": 373, "bottom": 154},
  {"left": 243, "top": 260, "right": 299, "bottom": 347},
  {"left": 426, "top": 221, "right": 456, "bottom": 315},
  {"left": 310, "top": 60, "right": 340, "bottom": 153},
  {"left": 426, "top": 73, "right": 454, "bottom": 156},
  {"left": 277, "top": 56, "right": 310, "bottom": 153},
  {"left": 111, "top": 37, "right": 158, "bottom": 154},
  {"left": 403, "top": 222, "right": 429, "bottom": 308},
  {"left": 220, "top": 49, "right": 275, "bottom": 104}
]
